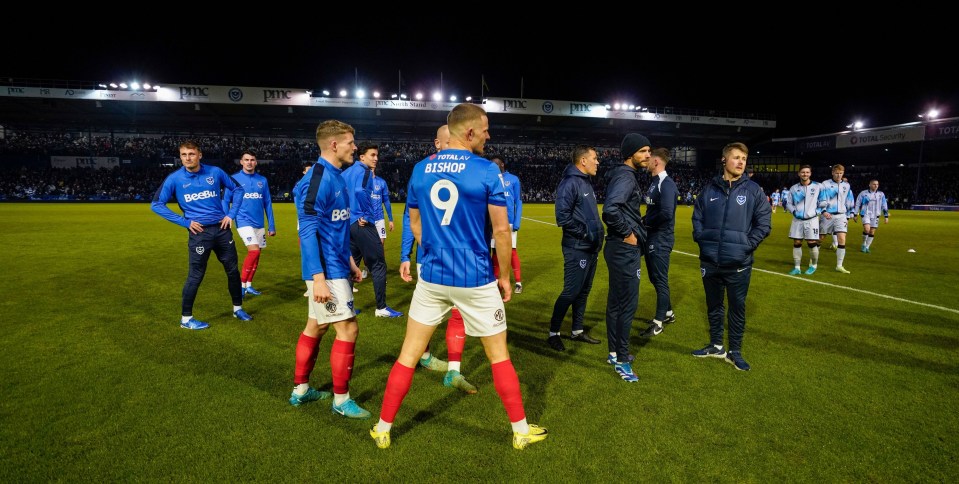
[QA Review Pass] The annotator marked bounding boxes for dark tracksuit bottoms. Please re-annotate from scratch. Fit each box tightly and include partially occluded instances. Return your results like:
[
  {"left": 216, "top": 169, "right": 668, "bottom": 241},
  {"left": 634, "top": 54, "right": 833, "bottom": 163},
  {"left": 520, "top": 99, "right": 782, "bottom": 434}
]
[
  {"left": 701, "top": 263, "right": 751, "bottom": 351},
  {"left": 604, "top": 238, "right": 642, "bottom": 362},
  {"left": 184, "top": 224, "right": 243, "bottom": 316},
  {"left": 549, "top": 247, "right": 599, "bottom": 333},
  {"left": 644, "top": 245, "right": 672, "bottom": 321},
  {"left": 350, "top": 222, "right": 387, "bottom": 310}
]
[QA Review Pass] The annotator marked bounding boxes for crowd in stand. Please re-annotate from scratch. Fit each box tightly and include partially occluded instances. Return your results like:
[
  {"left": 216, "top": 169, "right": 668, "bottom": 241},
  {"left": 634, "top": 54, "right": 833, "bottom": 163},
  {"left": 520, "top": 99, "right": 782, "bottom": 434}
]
[{"left": 1, "top": 132, "right": 957, "bottom": 206}]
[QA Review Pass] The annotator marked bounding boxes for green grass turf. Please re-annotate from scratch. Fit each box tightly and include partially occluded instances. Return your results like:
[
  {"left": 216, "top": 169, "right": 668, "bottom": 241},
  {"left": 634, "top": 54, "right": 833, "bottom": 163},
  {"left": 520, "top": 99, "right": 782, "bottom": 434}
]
[{"left": 0, "top": 203, "right": 957, "bottom": 481}]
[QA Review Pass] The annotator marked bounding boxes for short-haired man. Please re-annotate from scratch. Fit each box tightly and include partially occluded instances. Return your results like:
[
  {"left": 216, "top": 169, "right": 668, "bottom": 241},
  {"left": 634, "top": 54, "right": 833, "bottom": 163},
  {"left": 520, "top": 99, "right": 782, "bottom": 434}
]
[
  {"left": 854, "top": 179, "right": 889, "bottom": 253},
  {"left": 223, "top": 151, "right": 276, "bottom": 296},
  {"left": 785, "top": 165, "right": 825, "bottom": 275},
  {"left": 547, "top": 145, "right": 604, "bottom": 351},
  {"left": 602, "top": 133, "right": 650, "bottom": 382},
  {"left": 288, "top": 120, "right": 370, "bottom": 419},
  {"left": 371, "top": 104, "right": 547, "bottom": 450},
  {"left": 151, "top": 141, "right": 251, "bottom": 330},
  {"left": 691, "top": 142, "right": 771, "bottom": 371},
  {"left": 344, "top": 142, "right": 402, "bottom": 317},
  {"left": 639, "top": 147, "right": 678, "bottom": 338},
  {"left": 819, "top": 164, "right": 855, "bottom": 272}
]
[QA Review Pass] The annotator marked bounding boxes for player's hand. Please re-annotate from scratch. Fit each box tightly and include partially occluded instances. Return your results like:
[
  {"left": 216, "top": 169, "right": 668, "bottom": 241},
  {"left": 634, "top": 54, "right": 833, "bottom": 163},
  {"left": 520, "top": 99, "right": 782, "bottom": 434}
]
[
  {"left": 823, "top": 213, "right": 832, "bottom": 220},
  {"left": 188, "top": 220, "right": 204, "bottom": 234},
  {"left": 498, "top": 277, "right": 512, "bottom": 303},
  {"left": 624, "top": 232, "right": 638, "bottom": 246},
  {"left": 268, "top": 230, "right": 276, "bottom": 237},
  {"left": 219, "top": 216, "right": 233, "bottom": 229},
  {"left": 313, "top": 280, "right": 332, "bottom": 303},
  {"left": 351, "top": 266, "right": 363, "bottom": 282},
  {"left": 399, "top": 261, "right": 412, "bottom": 282},
  {"left": 358, "top": 217, "right": 368, "bottom": 227},
  {"left": 388, "top": 221, "right": 394, "bottom": 232}
]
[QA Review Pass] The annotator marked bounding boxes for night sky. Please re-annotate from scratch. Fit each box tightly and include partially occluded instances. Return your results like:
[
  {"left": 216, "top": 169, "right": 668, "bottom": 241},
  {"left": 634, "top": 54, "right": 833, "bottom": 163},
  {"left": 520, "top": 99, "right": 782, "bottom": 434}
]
[{"left": 6, "top": 27, "right": 956, "bottom": 138}]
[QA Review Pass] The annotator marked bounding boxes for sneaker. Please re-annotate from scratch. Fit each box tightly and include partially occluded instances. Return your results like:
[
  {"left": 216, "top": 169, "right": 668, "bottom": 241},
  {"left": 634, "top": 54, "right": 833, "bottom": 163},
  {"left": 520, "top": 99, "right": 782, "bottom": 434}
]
[
  {"left": 614, "top": 362, "right": 639, "bottom": 382},
  {"left": 640, "top": 322, "right": 663, "bottom": 338},
  {"left": 546, "top": 335, "right": 566, "bottom": 351},
  {"left": 375, "top": 306, "right": 403, "bottom": 318},
  {"left": 233, "top": 309, "right": 253, "bottom": 321},
  {"left": 180, "top": 318, "right": 209, "bottom": 330},
  {"left": 725, "top": 351, "right": 751, "bottom": 371},
  {"left": 663, "top": 313, "right": 677, "bottom": 324},
  {"left": 864, "top": 247, "right": 871, "bottom": 254},
  {"left": 514, "top": 282, "right": 523, "bottom": 294},
  {"left": 861, "top": 245, "right": 867, "bottom": 253},
  {"left": 361, "top": 269, "right": 369, "bottom": 279},
  {"left": 331, "top": 399, "right": 371, "bottom": 419},
  {"left": 788, "top": 268, "right": 801, "bottom": 275},
  {"left": 804, "top": 266, "right": 817, "bottom": 275},
  {"left": 835, "top": 266, "right": 851, "bottom": 274},
  {"left": 607, "top": 353, "right": 635, "bottom": 365},
  {"left": 443, "top": 370, "right": 478, "bottom": 394},
  {"left": 570, "top": 332, "right": 601, "bottom": 344},
  {"left": 692, "top": 344, "right": 727, "bottom": 358},
  {"left": 244, "top": 286, "right": 262, "bottom": 296},
  {"left": 512, "top": 424, "right": 548, "bottom": 450},
  {"left": 352, "top": 286, "right": 358, "bottom": 293},
  {"left": 288, "top": 387, "right": 331, "bottom": 407},
  {"left": 419, "top": 354, "right": 449, "bottom": 372},
  {"left": 370, "top": 425, "right": 391, "bottom": 449}
]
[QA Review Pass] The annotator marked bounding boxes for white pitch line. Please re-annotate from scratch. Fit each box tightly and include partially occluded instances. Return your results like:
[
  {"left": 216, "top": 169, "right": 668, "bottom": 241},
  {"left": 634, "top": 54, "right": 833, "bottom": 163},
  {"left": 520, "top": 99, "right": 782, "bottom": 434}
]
[{"left": 523, "top": 215, "right": 959, "bottom": 315}]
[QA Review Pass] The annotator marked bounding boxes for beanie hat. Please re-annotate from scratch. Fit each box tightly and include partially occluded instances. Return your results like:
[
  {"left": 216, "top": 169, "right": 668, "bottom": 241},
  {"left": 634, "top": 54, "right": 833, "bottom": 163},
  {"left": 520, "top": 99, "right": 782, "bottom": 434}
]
[{"left": 621, "top": 133, "right": 651, "bottom": 160}]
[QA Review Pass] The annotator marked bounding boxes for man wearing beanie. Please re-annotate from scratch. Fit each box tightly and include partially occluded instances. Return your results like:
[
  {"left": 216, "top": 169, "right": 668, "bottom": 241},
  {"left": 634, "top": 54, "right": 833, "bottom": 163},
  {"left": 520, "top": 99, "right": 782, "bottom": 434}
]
[{"left": 601, "top": 133, "right": 650, "bottom": 382}]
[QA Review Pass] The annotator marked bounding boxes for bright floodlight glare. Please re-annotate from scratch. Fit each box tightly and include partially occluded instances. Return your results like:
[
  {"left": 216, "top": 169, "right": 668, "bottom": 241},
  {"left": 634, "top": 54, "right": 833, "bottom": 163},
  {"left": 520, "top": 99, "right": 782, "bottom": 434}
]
[
  {"left": 339, "top": 89, "right": 348, "bottom": 97},
  {"left": 415, "top": 92, "right": 424, "bottom": 100},
  {"left": 613, "top": 103, "right": 621, "bottom": 110},
  {"left": 604, "top": 104, "right": 611, "bottom": 110},
  {"left": 432, "top": 91, "right": 442, "bottom": 101},
  {"left": 391, "top": 93, "right": 398, "bottom": 99},
  {"left": 143, "top": 83, "right": 151, "bottom": 90},
  {"left": 449, "top": 95, "right": 457, "bottom": 102},
  {"left": 928, "top": 109, "right": 940, "bottom": 119},
  {"left": 400, "top": 94, "right": 408, "bottom": 99},
  {"left": 372, "top": 91, "right": 380, "bottom": 98},
  {"left": 119, "top": 83, "right": 128, "bottom": 89},
  {"left": 854, "top": 121, "right": 864, "bottom": 129},
  {"left": 109, "top": 83, "right": 118, "bottom": 88},
  {"left": 355, "top": 89, "right": 365, "bottom": 98},
  {"left": 98, "top": 83, "right": 107, "bottom": 89},
  {"left": 628, "top": 104, "right": 635, "bottom": 110},
  {"left": 465, "top": 96, "right": 472, "bottom": 101},
  {"left": 322, "top": 90, "right": 330, "bottom": 96},
  {"left": 131, "top": 82, "right": 140, "bottom": 90}
]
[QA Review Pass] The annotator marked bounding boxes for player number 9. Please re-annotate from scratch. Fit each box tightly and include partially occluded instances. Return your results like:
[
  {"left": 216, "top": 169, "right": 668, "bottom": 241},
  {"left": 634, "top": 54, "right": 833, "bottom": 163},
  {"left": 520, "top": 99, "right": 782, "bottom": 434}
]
[{"left": 430, "top": 180, "right": 459, "bottom": 226}]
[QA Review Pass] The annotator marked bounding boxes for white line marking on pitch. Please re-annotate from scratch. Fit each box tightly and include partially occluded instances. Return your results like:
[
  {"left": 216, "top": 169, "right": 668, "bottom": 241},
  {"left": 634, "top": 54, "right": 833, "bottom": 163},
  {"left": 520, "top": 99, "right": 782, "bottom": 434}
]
[{"left": 522, "top": 216, "right": 959, "bottom": 315}]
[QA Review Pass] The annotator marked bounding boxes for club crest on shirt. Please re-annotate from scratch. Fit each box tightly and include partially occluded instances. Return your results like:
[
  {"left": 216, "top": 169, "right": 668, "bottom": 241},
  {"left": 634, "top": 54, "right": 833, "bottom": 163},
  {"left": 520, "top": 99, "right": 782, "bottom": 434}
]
[
  {"left": 257, "top": 182, "right": 263, "bottom": 189},
  {"left": 579, "top": 259, "right": 587, "bottom": 269},
  {"left": 325, "top": 302, "right": 337, "bottom": 314},
  {"left": 737, "top": 195, "right": 746, "bottom": 205},
  {"left": 636, "top": 269, "right": 642, "bottom": 279},
  {"left": 206, "top": 177, "right": 215, "bottom": 185}
]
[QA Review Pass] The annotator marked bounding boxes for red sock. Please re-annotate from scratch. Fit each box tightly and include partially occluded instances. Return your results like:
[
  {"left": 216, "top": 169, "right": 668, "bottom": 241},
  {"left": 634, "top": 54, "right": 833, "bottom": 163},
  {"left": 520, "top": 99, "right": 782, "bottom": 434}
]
[
  {"left": 492, "top": 252, "right": 500, "bottom": 278},
  {"left": 241, "top": 250, "right": 258, "bottom": 283},
  {"left": 446, "top": 308, "right": 465, "bottom": 363},
  {"left": 294, "top": 333, "right": 320, "bottom": 385},
  {"left": 379, "top": 362, "right": 416, "bottom": 424},
  {"left": 248, "top": 250, "right": 261, "bottom": 284},
  {"left": 330, "top": 339, "right": 355, "bottom": 395},
  {"left": 511, "top": 249, "right": 521, "bottom": 282},
  {"left": 492, "top": 359, "right": 526, "bottom": 423}
]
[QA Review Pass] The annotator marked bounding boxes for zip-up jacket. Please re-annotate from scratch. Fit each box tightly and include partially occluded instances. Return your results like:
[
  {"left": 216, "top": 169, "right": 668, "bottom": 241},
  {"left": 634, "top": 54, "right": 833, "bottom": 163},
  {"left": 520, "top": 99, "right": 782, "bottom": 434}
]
[
  {"left": 602, "top": 164, "right": 646, "bottom": 246},
  {"left": 692, "top": 174, "right": 771, "bottom": 268},
  {"left": 555, "top": 164, "right": 604, "bottom": 253}
]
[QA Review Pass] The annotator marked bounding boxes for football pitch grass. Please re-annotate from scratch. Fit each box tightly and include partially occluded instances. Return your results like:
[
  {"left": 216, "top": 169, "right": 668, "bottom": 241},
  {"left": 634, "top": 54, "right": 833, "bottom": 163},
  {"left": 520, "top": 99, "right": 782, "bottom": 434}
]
[{"left": 1, "top": 203, "right": 957, "bottom": 481}]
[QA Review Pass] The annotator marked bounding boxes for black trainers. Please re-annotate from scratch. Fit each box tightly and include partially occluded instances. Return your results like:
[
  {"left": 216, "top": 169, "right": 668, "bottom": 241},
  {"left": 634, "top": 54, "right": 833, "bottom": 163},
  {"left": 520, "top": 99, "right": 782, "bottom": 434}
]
[
  {"left": 639, "top": 321, "right": 663, "bottom": 338},
  {"left": 546, "top": 335, "right": 565, "bottom": 351},
  {"left": 570, "top": 332, "right": 601, "bottom": 344},
  {"left": 663, "top": 313, "right": 676, "bottom": 324},
  {"left": 725, "top": 351, "right": 751, "bottom": 371}
]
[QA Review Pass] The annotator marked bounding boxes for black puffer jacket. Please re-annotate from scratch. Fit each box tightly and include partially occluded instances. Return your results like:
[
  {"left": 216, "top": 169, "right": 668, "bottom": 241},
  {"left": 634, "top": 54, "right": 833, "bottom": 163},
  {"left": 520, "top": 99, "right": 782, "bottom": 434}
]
[
  {"left": 555, "top": 164, "right": 604, "bottom": 253},
  {"left": 602, "top": 163, "right": 646, "bottom": 244},
  {"left": 692, "top": 175, "right": 772, "bottom": 268}
]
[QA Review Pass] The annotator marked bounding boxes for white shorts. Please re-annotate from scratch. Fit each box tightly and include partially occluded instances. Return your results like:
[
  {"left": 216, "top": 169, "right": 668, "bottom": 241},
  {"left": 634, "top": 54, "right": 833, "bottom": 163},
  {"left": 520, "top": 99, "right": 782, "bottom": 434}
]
[
  {"left": 490, "top": 231, "right": 518, "bottom": 249},
  {"left": 305, "top": 279, "right": 356, "bottom": 324},
  {"left": 820, "top": 214, "right": 848, "bottom": 234},
  {"left": 237, "top": 226, "right": 266, "bottom": 248},
  {"left": 863, "top": 213, "right": 880, "bottom": 227},
  {"left": 789, "top": 218, "right": 820, "bottom": 240},
  {"left": 408, "top": 280, "right": 506, "bottom": 337},
  {"left": 375, "top": 219, "right": 387, "bottom": 239}
]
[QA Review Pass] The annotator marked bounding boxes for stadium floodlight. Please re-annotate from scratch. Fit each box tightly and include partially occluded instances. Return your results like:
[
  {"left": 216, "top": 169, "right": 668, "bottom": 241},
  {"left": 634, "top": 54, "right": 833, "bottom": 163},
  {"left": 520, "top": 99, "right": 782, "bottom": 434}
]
[
  {"left": 391, "top": 93, "right": 398, "bottom": 99},
  {"left": 119, "top": 82, "right": 128, "bottom": 89},
  {"left": 143, "top": 83, "right": 152, "bottom": 90},
  {"left": 152, "top": 84, "right": 161, "bottom": 90},
  {"left": 305, "top": 90, "right": 313, "bottom": 96},
  {"left": 321, "top": 90, "right": 330, "bottom": 96},
  {"left": 339, "top": 89, "right": 348, "bottom": 97},
  {"left": 432, "top": 91, "right": 442, "bottom": 101},
  {"left": 109, "top": 83, "right": 118, "bottom": 88},
  {"left": 97, "top": 83, "right": 107, "bottom": 89},
  {"left": 449, "top": 95, "right": 457, "bottom": 102},
  {"left": 846, "top": 120, "right": 864, "bottom": 130},
  {"left": 415, "top": 92, "right": 424, "bottom": 100},
  {"left": 604, "top": 104, "right": 611, "bottom": 110},
  {"left": 628, "top": 104, "right": 635, "bottom": 110},
  {"left": 372, "top": 91, "right": 380, "bottom": 98},
  {"left": 355, "top": 89, "right": 366, "bottom": 98},
  {"left": 400, "top": 94, "right": 408, "bottom": 99},
  {"left": 613, "top": 103, "right": 621, "bottom": 110},
  {"left": 465, "top": 96, "right": 472, "bottom": 101},
  {"left": 927, "top": 108, "right": 940, "bottom": 119},
  {"left": 131, "top": 82, "right": 140, "bottom": 90}
]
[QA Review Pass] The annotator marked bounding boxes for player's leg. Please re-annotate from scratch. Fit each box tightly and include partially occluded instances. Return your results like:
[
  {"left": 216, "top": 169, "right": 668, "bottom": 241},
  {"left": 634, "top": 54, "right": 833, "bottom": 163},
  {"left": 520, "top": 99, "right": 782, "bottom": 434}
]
[
  {"left": 862, "top": 222, "right": 873, "bottom": 252},
  {"left": 724, "top": 267, "right": 752, "bottom": 371},
  {"left": 510, "top": 231, "right": 522, "bottom": 293},
  {"left": 442, "top": 307, "right": 476, "bottom": 393},
  {"left": 244, "top": 227, "right": 266, "bottom": 294},
  {"left": 641, "top": 246, "right": 671, "bottom": 337},
  {"left": 548, "top": 246, "right": 583, "bottom": 350},
  {"left": 805, "top": 239, "right": 820, "bottom": 275},
  {"left": 835, "top": 216, "right": 850, "bottom": 273},
  {"left": 212, "top": 226, "right": 248, "bottom": 319},
  {"left": 181, "top": 230, "right": 213, "bottom": 329},
  {"left": 790, "top": 239, "right": 803, "bottom": 274},
  {"left": 693, "top": 264, "right": 727, "bottom": 358},
  {"left": 570, "top": 250, "right": 601, "bottom": 343},
  {"left": 290, "top": 288, "right": 332, "bottom": 406}
]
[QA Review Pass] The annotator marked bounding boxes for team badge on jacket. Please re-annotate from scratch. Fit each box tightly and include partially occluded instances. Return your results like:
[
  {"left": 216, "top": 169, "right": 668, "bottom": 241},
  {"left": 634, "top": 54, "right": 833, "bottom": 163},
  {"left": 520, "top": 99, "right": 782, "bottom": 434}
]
[
  {"left": 580, "top": 259, "right": 587, "bottom": 269},
  {"left": 737, "top": 195, "right": 746, "bottom": 206}
]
